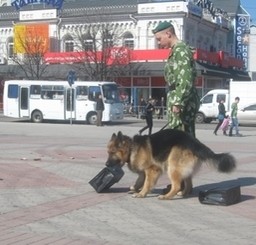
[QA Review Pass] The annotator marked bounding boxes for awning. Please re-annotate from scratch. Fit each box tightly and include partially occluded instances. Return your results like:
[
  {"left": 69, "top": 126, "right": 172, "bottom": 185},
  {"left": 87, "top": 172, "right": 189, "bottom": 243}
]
[
  {"left": 196, "top": 62, "right": 251, "bottom": 81},
  {"left": 0, "top": 61, "right": 251, "bottom": 81},
  {"left": 228, "top": 69, "right": 251, "bottom": 81}
]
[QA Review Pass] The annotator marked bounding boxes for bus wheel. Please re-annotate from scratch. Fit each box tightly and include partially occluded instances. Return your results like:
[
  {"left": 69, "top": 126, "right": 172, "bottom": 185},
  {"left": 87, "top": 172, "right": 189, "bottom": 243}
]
[
  {"left": 87, "top": 112, "right": 97, "bottom": 125},
  {"left": 31, "top": 110, "right": 43, "bottom": 123}
]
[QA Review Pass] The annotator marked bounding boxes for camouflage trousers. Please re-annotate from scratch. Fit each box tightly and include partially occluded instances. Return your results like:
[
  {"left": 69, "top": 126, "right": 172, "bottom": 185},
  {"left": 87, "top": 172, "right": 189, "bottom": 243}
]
[{"left": 167, "top": 89, "right": 199, "bottom": 138}]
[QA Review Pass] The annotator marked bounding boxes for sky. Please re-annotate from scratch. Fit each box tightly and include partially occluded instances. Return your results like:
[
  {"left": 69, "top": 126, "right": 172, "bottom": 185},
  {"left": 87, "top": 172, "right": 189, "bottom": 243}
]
[{"left": 240, "top": 0, "right": 256, "bottom": 24}]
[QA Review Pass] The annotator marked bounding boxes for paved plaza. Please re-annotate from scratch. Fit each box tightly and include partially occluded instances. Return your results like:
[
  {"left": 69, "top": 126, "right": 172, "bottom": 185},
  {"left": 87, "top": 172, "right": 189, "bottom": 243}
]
[{"left": 0, "top": 118, "right": 255, "bottom": 245}]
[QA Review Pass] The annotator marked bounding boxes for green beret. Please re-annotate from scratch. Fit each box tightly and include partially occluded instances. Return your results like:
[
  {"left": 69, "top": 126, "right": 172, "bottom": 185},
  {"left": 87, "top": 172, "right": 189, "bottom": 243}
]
[{"left": 152, "top": 21, "right": 173, "bottom": 34}]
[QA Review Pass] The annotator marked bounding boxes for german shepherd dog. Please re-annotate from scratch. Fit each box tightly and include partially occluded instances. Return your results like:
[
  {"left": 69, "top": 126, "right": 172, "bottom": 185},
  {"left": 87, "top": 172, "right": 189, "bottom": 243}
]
[{"left": 106, "top": 129, "right": 236, "bottom": 200}]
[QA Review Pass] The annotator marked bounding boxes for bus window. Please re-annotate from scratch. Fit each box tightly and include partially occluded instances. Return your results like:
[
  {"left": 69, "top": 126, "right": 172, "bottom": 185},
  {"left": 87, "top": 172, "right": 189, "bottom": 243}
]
[
  {"left": 102, "top": 84, "right": 120, "bottom": 103},
  {"left": 53, "top": 91, "right": 64, "bottom": 100},
  {"left": 76, "top": 86, "right": 88, "bottom": 100},
  {"left": 42, "top": 91, "right": 50, "bottom": 99},
  {"left": 30, "top": 85, "right": 41, "bottom": 99},
  {"left": 8, "top": 84, "right": 18, "bottom": 98},
  {"left": 88, "top": 86, "right": 101, "bottom": 101},
  {"left": 41, "top": 85, "right": 64, "bottom": 99}
]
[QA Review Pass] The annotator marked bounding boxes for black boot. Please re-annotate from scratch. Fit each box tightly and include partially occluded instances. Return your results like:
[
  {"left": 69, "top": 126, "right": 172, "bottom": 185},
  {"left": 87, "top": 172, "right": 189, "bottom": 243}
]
[{"left": 229, "top": 128, "right": 232, "bottom": 136}]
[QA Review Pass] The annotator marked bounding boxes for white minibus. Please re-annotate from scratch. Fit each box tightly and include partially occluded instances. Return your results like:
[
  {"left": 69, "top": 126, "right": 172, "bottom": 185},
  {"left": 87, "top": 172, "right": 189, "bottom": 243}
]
[{"left": 3, "top": 80, "right": 123, "bottom": 124}]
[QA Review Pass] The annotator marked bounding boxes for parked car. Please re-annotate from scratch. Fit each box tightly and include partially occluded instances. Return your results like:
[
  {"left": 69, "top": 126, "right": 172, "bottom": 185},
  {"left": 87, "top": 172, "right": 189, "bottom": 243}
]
[{"left": 236, "top": 103, "right": 256, "bottom": 125}]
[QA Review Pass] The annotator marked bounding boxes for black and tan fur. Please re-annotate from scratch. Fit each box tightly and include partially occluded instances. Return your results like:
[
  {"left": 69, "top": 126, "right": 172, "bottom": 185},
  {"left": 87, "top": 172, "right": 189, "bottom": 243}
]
[{"left": 106, "top": 129, "right": 236, "bottom": 200}]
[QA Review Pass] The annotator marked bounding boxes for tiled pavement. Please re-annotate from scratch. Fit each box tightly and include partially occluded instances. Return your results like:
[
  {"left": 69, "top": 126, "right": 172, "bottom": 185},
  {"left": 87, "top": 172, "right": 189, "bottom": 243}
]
[{"left": 0, "top": 121, "right": 255, "bottom": 245}]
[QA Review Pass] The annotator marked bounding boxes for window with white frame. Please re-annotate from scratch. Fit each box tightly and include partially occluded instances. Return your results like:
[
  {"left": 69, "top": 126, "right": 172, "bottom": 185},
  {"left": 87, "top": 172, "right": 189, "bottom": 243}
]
[
  {"left": 64, "top": 35, "right": 74, "bottom": 52},
  {"left": 7, "top": 37, "right": 14, "bottom": 58},
  {"left": 122, "top": 32, "right": 134, "bottom": 49},
  {"left": 82, "top": 34, "right": 94, "bottom": 51},
  {"left": 103, "top": 32, "right": 113, "bottom": 48}
]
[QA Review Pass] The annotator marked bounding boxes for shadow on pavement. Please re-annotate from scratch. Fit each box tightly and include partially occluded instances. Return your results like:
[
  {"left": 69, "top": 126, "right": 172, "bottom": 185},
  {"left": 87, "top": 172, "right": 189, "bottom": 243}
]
[
  {"left": 193, "top": 177, "right": 256, "bottom": 202},
  {"left": 100, "top": 177, "right": 256, "bottom": 203}
]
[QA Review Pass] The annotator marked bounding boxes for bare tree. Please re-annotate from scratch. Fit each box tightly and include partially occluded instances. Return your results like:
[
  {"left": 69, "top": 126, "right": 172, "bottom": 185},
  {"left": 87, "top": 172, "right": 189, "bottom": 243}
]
[
  {"left": 12, "top": 24, "right": 49, "bottom": 79},
  {"left": 68, "top": 21, "right": 133, "bottom": 81}
]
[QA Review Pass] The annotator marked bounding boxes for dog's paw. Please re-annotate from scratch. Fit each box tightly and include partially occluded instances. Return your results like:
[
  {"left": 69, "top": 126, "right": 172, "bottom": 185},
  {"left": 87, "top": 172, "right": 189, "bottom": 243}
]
[
  {"left": 176, "top": 191, "right": 183, "bottom": 196},
  {"left": 132, "top": 193, "right": 145, "bottom": 198},
  {"left": 128, "top": 190, "right": 136, "bottom": 194},
  {"left": 158, "top": 194, "right": 172, "bottom": 200},
  {"left": 128, "top": 186, "right": 137, "bottom": 194}
]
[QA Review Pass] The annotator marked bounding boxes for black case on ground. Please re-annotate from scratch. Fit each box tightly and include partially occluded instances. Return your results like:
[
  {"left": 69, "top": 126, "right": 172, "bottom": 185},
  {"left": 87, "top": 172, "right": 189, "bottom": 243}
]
[
  {"left": 89, "top": 166, "right": 124, "bottom": 193},
  {"left": 199, "top": 185, "right": 241, "bottom": 206}
]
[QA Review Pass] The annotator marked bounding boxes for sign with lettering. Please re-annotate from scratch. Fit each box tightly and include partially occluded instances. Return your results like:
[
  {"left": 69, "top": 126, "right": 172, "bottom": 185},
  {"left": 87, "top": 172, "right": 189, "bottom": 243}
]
[
  {"left": 11, "top": 0, "right": 64, "bottom": 11},
  {"left": 235, "top": 15, "right": 250, "bottom": 69},
  {"left": 187, "top": 2, "right": 202, "bottom": 18}
]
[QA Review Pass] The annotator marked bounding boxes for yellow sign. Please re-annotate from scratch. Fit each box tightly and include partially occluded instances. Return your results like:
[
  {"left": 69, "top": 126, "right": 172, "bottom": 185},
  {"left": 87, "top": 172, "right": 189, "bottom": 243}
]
[{"left": 14, "top": 24, "right": 49, "bottom": 54}]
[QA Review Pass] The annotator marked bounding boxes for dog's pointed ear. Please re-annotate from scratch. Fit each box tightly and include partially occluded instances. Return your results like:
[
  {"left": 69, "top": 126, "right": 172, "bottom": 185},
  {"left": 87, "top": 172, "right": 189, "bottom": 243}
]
[
  {"left": 117, "top": 131, "right": 123, "bottom": 140},
  {"left": 111, "top": 133, "right": 117, "bottom": 140}
]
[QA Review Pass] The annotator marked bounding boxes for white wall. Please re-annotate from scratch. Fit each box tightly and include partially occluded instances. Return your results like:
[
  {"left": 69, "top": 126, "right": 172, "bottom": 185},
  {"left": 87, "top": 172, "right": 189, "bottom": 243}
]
[{"left": 249, "top": 25, "right": 256, "bottom": 79}]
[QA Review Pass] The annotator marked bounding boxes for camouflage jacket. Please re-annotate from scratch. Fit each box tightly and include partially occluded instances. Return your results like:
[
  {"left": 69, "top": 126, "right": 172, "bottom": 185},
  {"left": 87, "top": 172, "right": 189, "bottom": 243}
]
[{"left": 164, "top": 41, "right": 197, "bottom": 108}]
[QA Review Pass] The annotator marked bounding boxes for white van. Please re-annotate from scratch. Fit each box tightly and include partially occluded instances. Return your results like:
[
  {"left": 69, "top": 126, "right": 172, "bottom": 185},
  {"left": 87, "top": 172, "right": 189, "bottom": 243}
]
[
  {"left": 196, "top": 81, "right": 256, "bottom": 123},
  {"left": 196, "top": 89, "right": 229, "bottom": 123}
]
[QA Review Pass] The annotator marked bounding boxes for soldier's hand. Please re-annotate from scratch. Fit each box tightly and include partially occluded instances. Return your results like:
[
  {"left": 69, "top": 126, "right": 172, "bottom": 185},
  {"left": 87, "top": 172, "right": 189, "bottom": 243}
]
[{"left": 172, "top": 105, "right": 181, "bottom": 113}]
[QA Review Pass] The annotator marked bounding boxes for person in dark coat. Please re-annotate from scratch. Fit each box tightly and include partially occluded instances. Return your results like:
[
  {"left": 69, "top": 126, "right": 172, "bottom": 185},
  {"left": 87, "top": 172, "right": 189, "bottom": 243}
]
[
  {"left": 213, "top": 99, "right": 226, "bottom": 135},
  {"left": 139, "top": 98, "right": 154, "bottom": 135},
  {"left": 96, "top": 94, "right": 105, "bottom": 126}
]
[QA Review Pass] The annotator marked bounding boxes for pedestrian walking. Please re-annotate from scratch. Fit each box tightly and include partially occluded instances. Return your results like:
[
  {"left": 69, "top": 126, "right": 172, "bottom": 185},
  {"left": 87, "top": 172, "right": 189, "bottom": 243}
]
[
  {"left": 229, "top": 97, "right": 242, "bottom": 136},
  {"left": 96, "top": 94, "right": 104, "bottom": 126},
  {"left": 213, "top": 99, "right": 227, "bottom": 135},
  {"left": 139, "top": 98, "right": 154, "bottom": 135}
]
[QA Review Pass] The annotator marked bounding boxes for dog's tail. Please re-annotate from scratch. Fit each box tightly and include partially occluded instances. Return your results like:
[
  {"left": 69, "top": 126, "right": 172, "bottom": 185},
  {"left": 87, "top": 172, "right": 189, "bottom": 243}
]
[
  {"left": 209, "top": 153, "right": 236, "bottom": 173},
  {"left": 196, "top": 141, "right": 236, "bottom": 173}
]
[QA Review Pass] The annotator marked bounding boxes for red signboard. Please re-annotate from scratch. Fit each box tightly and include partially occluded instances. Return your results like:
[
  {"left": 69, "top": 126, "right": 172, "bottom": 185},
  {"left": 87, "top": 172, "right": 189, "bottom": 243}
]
[
  {"left": 133, "top": 77, "right": 149, "bottom": 86},
  {"left": 115, "top": 77, "right": 131, "bottom": 86},
  {"left": 228, "top": 56, "right": 243, "bottom": 69},
  {"left": 219, "top": 51, "right": 229, "bottom": 68},
  {"left": 193, "top": 48, "right": 219, "bottom": 64},
  {"left": 44, "top": 48, "right": 243, "bottom": 69},
  {"left": 151, "top": 77, "right": 166, "bottom": 86}
]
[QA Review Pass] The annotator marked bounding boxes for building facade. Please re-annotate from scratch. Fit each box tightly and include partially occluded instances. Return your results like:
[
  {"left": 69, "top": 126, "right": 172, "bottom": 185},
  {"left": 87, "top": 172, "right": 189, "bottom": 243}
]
[
  {"left": 249, "top": 25, "right": 256, "bottom": 80},
  {"left": 0, "top": 0, "right": 252, "bottom": 109}
]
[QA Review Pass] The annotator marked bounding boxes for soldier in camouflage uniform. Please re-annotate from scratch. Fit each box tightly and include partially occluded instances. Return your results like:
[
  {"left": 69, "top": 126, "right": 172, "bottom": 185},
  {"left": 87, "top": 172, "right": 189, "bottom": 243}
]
[{"left": 153, "top": 21, "right": 200, "bottom": 137}]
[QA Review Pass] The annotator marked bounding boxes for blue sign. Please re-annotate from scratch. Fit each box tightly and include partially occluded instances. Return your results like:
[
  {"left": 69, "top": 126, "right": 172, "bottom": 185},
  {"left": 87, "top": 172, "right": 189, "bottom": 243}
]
[
  {"left": 235, "top": 15, "right": 250, "bottom": 69},
  {"left": 11, "top": 0, "right": 64, "bottom": 11},
  {"left": 187, "top": 2, "right": 202, "bottom": 18},
  {"left": 67, "top": 70, "right": 76, "bottom": 87}
]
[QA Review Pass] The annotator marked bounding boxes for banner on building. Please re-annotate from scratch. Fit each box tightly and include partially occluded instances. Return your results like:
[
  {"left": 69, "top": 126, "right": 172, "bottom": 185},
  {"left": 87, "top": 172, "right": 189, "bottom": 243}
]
[
  {"left": 11, "top": 0, "right": 64, "bottom": 10},
  {"left": 235, "top": 15, "right": 250, "bottom": 69},
  {"left": 14, "top": 24, "right": 49, "bottom": 54}
]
